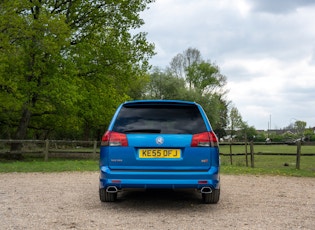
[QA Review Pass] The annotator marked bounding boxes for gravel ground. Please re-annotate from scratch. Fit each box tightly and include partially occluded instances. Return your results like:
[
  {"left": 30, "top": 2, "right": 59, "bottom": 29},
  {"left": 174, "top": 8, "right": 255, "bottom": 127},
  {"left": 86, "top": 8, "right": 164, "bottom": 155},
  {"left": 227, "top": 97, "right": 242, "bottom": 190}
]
[{"left": 0, "top": 172, "right": 314, "bottom": 230}]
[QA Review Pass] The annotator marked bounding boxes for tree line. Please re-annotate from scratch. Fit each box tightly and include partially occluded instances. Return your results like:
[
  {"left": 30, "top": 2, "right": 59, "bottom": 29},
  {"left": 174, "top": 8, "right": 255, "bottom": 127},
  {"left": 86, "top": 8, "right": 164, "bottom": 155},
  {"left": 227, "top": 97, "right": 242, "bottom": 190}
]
[
  {"left": 1, "top": 1, "right": 245, "bottom": 148},
  {"left": 0, "top": 0, "right": 154, "bottom": 145}
]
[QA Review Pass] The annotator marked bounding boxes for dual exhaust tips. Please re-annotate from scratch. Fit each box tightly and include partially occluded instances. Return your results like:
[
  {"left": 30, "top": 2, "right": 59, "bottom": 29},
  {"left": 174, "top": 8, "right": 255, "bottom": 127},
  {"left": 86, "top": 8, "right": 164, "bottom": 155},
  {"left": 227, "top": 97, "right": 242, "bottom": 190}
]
[{"left": 106, "top": 186, "right": 212, "bottom": 194}]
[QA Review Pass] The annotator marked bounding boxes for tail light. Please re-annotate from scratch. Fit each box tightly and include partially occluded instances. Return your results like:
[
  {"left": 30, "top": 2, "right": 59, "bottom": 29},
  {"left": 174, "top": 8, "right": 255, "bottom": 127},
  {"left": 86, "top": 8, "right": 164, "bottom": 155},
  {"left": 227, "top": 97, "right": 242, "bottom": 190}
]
[
  {"left": 191, "top": 131, "right": 218, "bottom": 147},
  {"left": 101, "top": 131, "right": 128, "bottom": 147}
]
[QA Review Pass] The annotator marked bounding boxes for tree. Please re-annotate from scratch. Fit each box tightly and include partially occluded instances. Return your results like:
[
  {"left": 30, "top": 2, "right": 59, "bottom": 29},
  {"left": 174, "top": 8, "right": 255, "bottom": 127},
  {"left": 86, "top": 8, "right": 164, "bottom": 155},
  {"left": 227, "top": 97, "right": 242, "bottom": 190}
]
[
  {"left": 0, "top": 0, "right": 155, "bottom": 150},
  {"left": 213, "top": 95, "right": 229, "bottom": 138},
  {"left": 144, "top": 67, "right": 187, "bottom": 99},
  {"left": 146, "top": 48, "right": 229, "bottom": 131},
  {"left": 238, "top": 122, "right": 257, "bottom": 141},
  {"left": 294, "top": 120, "right": 307, "bottom": 138},
  {"left": 228, "top": 107, "right": 243, "bottom": 140},
  {"left": 168, "top": 47, "right": 202, "bottom": 89},
  {"left": 1, "top": 1, "right": 75, "bottom": 144},
  {"left": 186, "top": 61, "right": 227, "bottom": 94},
  {"left": 304, "top": 128, "right": 315, "bottom": 142}
]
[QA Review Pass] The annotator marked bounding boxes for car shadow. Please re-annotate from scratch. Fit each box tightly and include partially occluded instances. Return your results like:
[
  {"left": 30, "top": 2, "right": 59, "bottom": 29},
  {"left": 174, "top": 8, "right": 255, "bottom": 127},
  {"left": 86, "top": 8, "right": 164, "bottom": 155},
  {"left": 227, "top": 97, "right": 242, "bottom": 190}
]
[{"left": 103, "top": 189, "right": 213, "bottom": 211}]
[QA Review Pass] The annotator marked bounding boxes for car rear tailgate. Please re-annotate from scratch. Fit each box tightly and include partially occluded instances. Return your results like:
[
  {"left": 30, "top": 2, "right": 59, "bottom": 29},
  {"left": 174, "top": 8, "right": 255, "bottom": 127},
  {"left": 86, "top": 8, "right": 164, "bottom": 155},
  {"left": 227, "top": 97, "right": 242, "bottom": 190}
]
[{"left": 107, "top": 134, "right": 213, "bottom": 171}]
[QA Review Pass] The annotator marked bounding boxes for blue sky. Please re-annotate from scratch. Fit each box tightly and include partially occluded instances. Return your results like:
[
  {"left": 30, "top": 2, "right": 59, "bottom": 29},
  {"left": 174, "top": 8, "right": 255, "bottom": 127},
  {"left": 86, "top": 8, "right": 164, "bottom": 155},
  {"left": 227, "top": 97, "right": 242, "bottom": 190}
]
[{"left": 138, "top": 0, "right": 315, "bottom": 130}]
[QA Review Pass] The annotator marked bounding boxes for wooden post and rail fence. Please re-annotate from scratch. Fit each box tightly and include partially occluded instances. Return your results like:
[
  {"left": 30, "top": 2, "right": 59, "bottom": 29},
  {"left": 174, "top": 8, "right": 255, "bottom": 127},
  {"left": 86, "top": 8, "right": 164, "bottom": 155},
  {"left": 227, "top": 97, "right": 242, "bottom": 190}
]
[
  {"left": 0, "top": 139, "right": 99, "bottom": 161},
  {"left": 0, "top": 140, "right": 314, "bottom": 170},
  {"left": 220, "top": 141, "right": 309, "bottom": 170}
]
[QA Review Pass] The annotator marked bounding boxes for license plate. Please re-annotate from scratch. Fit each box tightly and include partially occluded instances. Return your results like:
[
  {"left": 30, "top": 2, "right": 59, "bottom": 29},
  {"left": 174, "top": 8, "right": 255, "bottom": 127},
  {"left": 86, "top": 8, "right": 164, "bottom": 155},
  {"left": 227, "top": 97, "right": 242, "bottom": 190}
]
[{"left": 139, "top": 149, "right": 181, "bottom": 159}]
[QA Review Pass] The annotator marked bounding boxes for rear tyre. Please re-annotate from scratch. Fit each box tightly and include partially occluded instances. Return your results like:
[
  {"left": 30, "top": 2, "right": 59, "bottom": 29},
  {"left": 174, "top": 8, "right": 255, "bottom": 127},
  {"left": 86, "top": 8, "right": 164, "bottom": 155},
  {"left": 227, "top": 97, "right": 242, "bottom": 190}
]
[
  {"left": 99, "top": 188, "right": 117, "bottom": 202},
  {"left": 202, "top": 188, "right": 220, "bottom": 204}
]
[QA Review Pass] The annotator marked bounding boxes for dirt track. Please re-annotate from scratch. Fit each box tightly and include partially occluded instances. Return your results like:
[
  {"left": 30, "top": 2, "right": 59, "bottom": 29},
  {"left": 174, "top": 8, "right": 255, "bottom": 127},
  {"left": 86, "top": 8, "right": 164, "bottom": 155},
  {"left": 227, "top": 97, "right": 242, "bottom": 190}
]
[{"left": 0, "top": 172, "right": 314, "bottom": 229}]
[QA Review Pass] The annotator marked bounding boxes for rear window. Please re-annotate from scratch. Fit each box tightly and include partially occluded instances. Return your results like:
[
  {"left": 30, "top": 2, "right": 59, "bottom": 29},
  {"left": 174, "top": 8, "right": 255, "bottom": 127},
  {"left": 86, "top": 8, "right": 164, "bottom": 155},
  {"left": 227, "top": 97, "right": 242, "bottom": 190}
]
[{"left": 112, "top": 103, "right": 207, "bottom": 134}]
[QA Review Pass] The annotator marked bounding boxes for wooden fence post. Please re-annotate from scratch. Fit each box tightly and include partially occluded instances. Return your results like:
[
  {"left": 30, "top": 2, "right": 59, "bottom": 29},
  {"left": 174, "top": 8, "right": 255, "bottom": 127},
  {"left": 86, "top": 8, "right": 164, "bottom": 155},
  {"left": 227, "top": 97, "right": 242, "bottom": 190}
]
[
  {"left": 229, "top": 141, "right": 233, "bottom": 165},
  {"left": 296, "top": 141, "right": 301, "bottom": 170},
  {"left": 245, "top": 140, "right": 248, "bottom": 167},
  {"left": 93, "top": 140, "right": 97, "bottom": 160},
  {"left": 250, "top": 141, "right": 254, "bottom": 168},
  {"left": 44, "top": 139, "right": 49, "bottom": 161}
]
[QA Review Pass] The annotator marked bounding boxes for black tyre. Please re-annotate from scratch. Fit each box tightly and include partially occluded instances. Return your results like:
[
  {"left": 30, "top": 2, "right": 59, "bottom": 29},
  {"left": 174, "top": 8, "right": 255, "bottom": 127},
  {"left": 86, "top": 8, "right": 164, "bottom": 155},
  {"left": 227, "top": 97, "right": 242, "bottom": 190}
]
[
  {"left": 202, "top": 188, "right": 220, "bottom": 204},
  {"left": 99, "top": 188, "right": 117, "bottom": 202}
]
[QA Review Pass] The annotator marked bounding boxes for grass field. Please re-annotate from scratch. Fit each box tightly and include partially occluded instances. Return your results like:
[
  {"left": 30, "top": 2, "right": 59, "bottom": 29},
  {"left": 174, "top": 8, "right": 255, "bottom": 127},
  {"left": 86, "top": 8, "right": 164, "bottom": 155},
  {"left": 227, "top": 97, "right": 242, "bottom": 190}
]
[
  {"left": 220, "top": 155, "right": 315, "bottom": 177},
  {"left": 219, "top": 144, "right": 315, "bottom": 177},
  {"left": 219, "top": 143, "right": 315, "bottom": 155},
  {"left": 0, "top": 144, "right": 314, "bottom": 177},
  {"left": 0, "top": 159, "right": 98, "bottom": 173}
]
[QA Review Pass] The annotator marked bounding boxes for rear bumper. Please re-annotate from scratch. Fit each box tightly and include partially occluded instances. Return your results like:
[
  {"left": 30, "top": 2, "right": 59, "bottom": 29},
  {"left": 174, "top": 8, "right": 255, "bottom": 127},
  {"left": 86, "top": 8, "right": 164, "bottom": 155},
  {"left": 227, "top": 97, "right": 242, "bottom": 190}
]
[{"left": 99, "top": 166, "right": 220, "bottom": 190}]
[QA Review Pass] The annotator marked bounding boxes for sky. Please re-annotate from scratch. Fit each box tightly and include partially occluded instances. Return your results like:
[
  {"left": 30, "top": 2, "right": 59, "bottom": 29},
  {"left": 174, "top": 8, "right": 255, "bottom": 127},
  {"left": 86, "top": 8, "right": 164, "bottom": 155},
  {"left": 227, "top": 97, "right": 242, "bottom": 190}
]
[{"left": 137, "top": 0, "right": 315, "bottom": 130}]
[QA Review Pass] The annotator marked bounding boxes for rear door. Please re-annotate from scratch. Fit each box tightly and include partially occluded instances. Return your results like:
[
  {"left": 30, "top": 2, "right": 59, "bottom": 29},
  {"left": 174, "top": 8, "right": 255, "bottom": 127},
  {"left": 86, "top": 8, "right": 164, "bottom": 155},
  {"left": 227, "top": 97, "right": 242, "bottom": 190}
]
[{"left": 107, "top": 101, "right": 213, "bottom": 171}]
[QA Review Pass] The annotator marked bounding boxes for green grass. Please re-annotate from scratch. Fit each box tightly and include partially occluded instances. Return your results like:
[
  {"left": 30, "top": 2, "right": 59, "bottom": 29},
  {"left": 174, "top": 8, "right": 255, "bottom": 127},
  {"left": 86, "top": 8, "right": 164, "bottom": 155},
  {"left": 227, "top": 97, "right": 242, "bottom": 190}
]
[
  {"left": 1, "top": 144, "right": 314, "bottom": 177},
  {"left": 0, "top": 158, "right": 99, "bottom": 173},
  {"left": 221, "top": 165, "right": 315, "bottom": 177},
  {"left": 220, "top": 155, "right": 315, "bottom": 177},
  {"left": 220, "top": 144, "right": 315, "bottom": 154},
  {"left": 218, "top": 144, "right": 315, "bottom": 177},
  {"left": 1, "top": 156, "right": 314, "bottom": 177}
]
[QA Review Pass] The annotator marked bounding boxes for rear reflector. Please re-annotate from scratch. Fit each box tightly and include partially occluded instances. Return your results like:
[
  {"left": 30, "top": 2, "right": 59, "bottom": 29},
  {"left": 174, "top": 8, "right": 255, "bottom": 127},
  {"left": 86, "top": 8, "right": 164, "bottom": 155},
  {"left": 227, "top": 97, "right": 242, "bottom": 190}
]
[
  {"left": 101, "top": 131, "right": 128, "bottom": 146},
  {"left": 191, "top": 131, "right": 218, "bottom": 147}
]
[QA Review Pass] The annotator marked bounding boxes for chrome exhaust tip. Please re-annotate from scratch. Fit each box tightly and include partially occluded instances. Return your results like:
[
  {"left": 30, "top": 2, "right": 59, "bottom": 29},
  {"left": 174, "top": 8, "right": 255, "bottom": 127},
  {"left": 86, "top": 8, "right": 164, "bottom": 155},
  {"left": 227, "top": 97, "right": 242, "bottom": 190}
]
[
  {"left": 200, "top": 187, "right": 212, "bottom": 194},
  {"left": 106, "top": 186, "right": 118, "bottom": 193}
]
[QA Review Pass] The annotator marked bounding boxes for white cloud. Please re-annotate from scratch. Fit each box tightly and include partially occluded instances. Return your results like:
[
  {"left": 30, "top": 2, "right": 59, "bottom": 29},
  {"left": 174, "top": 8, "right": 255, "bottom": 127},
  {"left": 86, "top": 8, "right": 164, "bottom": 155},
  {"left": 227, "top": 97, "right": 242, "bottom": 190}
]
[
  {"left": 250, "top": 0, "right": 315, "bottom": 13},
  {"left": 140, "top": 0, "right": 315, "bottom": 129},
  {"left": 236, "top": 0, "right": 252, "bottom": 17}
]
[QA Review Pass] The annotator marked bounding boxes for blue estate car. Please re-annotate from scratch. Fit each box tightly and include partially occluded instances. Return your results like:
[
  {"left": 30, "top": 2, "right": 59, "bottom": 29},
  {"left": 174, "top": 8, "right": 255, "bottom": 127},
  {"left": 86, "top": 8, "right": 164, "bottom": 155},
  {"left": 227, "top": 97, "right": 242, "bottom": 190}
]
[{"left": 99, "top": 100, "right": 220, "bottom": 204}]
